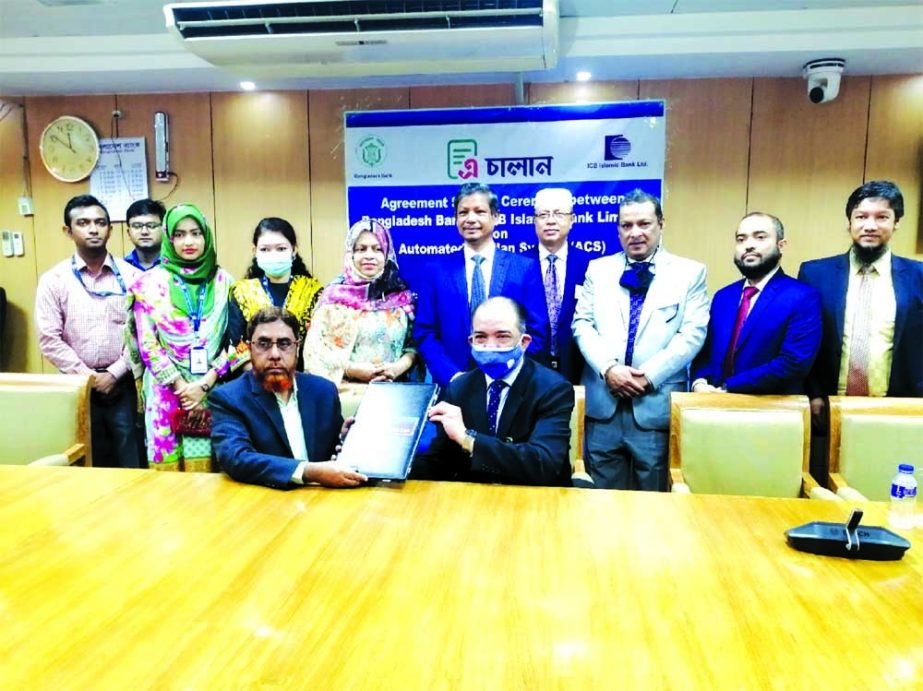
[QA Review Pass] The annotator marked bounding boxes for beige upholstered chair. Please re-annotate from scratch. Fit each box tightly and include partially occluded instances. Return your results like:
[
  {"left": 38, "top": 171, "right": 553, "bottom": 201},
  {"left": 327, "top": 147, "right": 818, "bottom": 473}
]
[
  {"left": 337, "top": 382, "right": 367, "bottom": 420},
  {"left": 827, "top": 397, "right": 923, "bottom": 502},
  {"left": 0, "top": 373, "right": 92, "bottom": 466},
  {"left": 669, "top": 392, "right": 829, "bottom": 498},
  {"left": 570, "top": 385, "right": 593, "bottom": 486}
]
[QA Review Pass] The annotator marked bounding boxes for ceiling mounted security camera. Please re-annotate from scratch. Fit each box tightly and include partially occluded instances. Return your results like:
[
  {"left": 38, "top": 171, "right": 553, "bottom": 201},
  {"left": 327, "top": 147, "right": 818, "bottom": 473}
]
[{"left": 803, "top": 58, "right": 846, "bottom": 104}]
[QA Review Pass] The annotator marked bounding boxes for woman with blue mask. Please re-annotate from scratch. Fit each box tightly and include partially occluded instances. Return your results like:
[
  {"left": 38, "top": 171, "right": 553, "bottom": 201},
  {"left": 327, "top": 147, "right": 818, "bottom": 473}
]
[{"left": 227, "top": 217, "right": 322, "bottom": 370}]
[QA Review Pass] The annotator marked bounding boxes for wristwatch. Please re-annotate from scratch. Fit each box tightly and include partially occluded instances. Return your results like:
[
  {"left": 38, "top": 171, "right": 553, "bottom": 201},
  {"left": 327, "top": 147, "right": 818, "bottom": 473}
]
[
  {"left": 461, "top": 429, "right": 477, "bottom": 455},
  {"left": 200, "top": 381, "right": 211, "bottom": 393}
]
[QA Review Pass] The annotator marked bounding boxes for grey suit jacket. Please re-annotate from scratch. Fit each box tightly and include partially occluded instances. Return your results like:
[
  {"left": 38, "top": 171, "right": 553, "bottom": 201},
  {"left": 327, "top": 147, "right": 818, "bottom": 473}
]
[{"left": 572, "top": 249, "right": 710, "bottom": 429}]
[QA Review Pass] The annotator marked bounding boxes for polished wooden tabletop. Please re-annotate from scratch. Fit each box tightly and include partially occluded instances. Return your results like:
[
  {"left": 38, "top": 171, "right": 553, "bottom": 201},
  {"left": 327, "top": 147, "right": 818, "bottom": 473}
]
[{"left": 0, "top": 466, "right": 920, "bottom": 689}]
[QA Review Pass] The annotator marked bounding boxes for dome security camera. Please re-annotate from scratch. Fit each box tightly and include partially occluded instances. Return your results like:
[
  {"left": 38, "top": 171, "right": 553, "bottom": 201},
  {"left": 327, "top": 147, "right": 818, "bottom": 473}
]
[{"left": 803, "top": 58, "right": 846, "bottom": 104}]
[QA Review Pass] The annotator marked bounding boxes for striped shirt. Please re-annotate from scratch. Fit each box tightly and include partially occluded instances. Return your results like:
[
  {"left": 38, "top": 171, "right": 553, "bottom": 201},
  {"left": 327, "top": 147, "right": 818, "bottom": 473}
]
[{"left": 35, "top": 253, "right": 141, "bottom": 380}]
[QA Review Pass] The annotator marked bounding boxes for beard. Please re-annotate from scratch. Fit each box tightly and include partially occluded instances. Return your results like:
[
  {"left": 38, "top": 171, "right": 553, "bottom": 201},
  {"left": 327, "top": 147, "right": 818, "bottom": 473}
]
[
  {"left": 734, "top": 247, "right": 782, "bottom": 281},
  {"left": 852, "top": 242, "right": 887, "bottom": 265},
  {"left": 255, "top": 370, "right": 294, "bottom": 394}
]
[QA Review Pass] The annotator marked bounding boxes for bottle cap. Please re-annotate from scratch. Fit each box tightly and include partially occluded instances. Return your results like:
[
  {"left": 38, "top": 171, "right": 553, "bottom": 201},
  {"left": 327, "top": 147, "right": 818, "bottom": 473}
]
[{"left": 898, "top": 463, "right": 914, "bottom": 473}]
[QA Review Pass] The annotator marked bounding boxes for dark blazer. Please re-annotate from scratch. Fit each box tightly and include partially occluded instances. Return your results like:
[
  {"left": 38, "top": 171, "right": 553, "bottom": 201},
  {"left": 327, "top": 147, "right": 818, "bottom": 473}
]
[
  {"left": 797, "top": 252, "right": 923, "bottom": 398},
  {"left": 411, "top": 357, "right": 574, "bottom": 486},
  {"left": 413, "top": 248, "right": 549, "bottom": 387},
  {"left": 526, "top": 244, "right": 593, "bottom": 384},
  {"left": 693, "top": 270, "right": 822, "bottom": 394},
  {"left": 210, "top": 371, "right": 343, "bottom": 489}
]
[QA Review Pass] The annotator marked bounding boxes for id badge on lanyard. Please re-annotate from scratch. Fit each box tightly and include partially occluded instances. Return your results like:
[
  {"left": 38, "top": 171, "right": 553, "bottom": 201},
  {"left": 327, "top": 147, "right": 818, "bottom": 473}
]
[
  {"left": 178, "top": 280, "right": 209, "bottom": 375},
  {"left": 190, "top": 346, "right": 209, "bottom": 375}
]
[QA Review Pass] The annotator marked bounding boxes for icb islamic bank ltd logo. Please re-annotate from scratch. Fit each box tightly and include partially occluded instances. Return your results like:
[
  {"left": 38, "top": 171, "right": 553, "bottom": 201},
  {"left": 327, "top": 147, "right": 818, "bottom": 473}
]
[
  {"left": 447, "top": 139, "right": 479, "bottom": 179},
  {"left": 604, "top": 134, "right": 632, "bottom": 161},
  {"left": 357, "top": 136, "right": 386, "bottom": 168}
]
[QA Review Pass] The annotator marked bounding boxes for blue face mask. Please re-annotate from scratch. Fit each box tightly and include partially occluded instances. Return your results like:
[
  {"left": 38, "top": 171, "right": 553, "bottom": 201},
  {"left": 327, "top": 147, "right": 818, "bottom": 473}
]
[
  {"left": 471, "top": 341, "right": 524, "bottom": 380},
  {"left": 257, "top": 254, "right": 293, "bottom": 279}
]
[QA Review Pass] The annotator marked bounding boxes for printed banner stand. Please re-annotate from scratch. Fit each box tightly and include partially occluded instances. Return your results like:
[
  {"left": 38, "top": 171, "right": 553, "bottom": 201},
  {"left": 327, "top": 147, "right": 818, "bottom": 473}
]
[{"left": 344, "top": 101, "right": 666, "bottom": 290}]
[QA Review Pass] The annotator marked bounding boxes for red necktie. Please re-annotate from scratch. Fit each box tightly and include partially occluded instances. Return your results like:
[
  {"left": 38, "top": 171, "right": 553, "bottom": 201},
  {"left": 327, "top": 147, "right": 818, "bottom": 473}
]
[{"left": 722, "top": 286, "right": 759, "bottom": 381}]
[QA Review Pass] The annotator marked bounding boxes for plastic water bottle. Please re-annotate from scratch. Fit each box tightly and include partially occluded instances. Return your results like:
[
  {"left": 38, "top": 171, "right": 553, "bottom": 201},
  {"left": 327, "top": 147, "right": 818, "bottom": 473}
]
[{"left": 888, "top": 464, "right": 917, "bottom": 530}]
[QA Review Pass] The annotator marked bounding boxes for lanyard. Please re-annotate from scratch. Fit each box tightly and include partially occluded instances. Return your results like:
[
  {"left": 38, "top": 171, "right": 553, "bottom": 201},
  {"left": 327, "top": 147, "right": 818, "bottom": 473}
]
[
  {"left": 71, "top": 255, "right": 127, "bottom": 298},
  {"left": 175, "top": 278, "right": 206, "bottom": 334},
  {"left": 260, "top": 276, "right": 283, "bottom": 307}
]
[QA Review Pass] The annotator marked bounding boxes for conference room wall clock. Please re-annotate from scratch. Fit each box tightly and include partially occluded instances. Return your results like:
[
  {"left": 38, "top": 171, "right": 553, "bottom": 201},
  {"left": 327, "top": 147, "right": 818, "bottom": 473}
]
[{"left": 39, "top": 115, "right": 101, "bottom": 182}]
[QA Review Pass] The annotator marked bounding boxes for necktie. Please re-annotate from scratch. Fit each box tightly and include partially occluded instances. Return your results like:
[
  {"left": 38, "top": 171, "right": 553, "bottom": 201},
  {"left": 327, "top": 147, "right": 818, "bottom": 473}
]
[
  {"left": 486, "top": 379, "right": 507, "bottom": 434},
  {"left": 470, "top": 255, "right": 487, "bottom": 315},
  {"left": 722, "top": 285, "right": 759, "bottom": 381},
  {"left": 544, "top": 255, "right": 561, "bottom": 356},
  {"left": 846, "top": 266, "right": 872, "bottom": 395},
  {"left": 622, "top": 262, "right": 652, "bottom": 366}
]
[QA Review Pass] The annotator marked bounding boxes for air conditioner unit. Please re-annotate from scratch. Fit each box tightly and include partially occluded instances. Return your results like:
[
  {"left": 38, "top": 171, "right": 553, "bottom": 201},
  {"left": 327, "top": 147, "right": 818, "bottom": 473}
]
[{"left": 164, "top": 0, "right": 559, "bottom": 79}]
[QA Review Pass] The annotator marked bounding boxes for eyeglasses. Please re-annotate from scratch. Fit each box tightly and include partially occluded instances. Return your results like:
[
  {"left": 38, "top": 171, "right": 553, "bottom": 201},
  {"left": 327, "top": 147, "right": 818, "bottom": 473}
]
[
  {"left": 129, "top": 222, "right": 163, "bottom": 231},
  {"left": 250, "top": 338, "right": 297, "bottom": 353},
  {"left": 534, "top": 211, "right": 573, "bottom": 222}
]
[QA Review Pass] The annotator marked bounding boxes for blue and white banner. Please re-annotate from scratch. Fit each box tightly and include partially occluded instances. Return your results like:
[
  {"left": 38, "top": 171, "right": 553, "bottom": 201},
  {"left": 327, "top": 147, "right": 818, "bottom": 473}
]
[{"left": 344, "top": 101, "right": 666, "bottom": 287}]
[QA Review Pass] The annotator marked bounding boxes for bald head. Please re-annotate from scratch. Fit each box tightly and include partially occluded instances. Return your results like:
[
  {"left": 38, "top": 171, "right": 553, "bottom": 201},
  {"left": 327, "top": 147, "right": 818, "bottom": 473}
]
[
  {"left": 533, "top": 188, "right": 575, "bottom": 252},
  {"left": 470, "top": 297, "right": 532, "bottom": 351}
]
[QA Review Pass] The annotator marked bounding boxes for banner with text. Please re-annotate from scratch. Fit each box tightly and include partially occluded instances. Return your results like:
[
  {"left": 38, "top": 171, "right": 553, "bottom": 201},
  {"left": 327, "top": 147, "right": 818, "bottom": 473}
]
[{"left": 344, "top": 101, "right": 665, "bottom": 287}]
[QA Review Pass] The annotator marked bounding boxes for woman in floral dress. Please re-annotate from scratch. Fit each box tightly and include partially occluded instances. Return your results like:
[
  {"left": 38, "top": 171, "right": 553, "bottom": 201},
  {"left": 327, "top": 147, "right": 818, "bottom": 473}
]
[
  {"left": 302, "top": 218, "right": 416, "bottom": 384},
  {"left": 130, "top": 204, "right": 236, "bottom": 471}
]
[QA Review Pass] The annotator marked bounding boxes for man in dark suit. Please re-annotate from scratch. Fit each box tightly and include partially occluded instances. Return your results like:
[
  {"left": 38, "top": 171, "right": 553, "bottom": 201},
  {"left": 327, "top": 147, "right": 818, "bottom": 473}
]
[
  {"left": 797, "top": 180, "right": 923, "bottom": 480},
  {"left": 412, "top": 297, "right": 574, "bottom": 486},
  {"left": 693, "top": 212, "right": 822, "bottom": 394},
  {"left": 528, "top": 187, "right": 593, "bottom": 383},
  {"left": 414, "top": 183, "right": 548, "bottom": 387},
  {"left": 211, "top": 306, "right": 367, "bottom": 490}
]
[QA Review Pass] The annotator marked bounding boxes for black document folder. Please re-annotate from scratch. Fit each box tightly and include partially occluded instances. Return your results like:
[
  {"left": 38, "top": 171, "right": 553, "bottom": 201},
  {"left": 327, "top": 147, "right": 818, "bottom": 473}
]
[{"left": 336, "top": 382, "right": 439, "bottom": 480}]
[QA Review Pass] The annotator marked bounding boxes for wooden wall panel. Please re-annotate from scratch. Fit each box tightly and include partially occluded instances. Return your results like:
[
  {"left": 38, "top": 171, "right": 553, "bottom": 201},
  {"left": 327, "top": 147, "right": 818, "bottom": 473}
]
[
  {"left": 0, "top": 100, "right": 40, "bottom": 372},
  {"left": 211, "top": 91, "right": 310, "bottom": 278},
  {"left": 864, "top": 74, "right": 923, "bottom": 258},
  {"left": 528, "top": 81, "right": 640, "bottom": 105},
  {"left": 25, "top": 96, "right": 117, "bottom": 276},
  {"left": 24, "top": 96, "right": 117, "bottom": 372},
  {"left": 409, "top": 84, "right": 517, "bottom": 109},
  {"left": 114, "top": 92, "right": 216, "bottom": 249},
  {"left": 640, "top": 78, "right": 753, "bottom": 291},
  {"left": 747, "top": 77, "right": 871, "bottom": 273},
  {"left": 307, "top": 88, "right": 410, "bottom": 282}
]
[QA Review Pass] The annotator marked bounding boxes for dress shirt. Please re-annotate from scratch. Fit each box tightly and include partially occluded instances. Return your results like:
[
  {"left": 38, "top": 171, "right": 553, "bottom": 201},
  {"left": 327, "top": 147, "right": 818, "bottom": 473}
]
[
  {"left": 538, "top": 242, "right": 569, "bottom": 303},
  {"left": 837, "top": 249, "right": 896, "bottom": 396},
  {"left": 463, "top": 241, "right": 496, "bottom": 301},
  {"left": 35, "top": 253, "right": 141, "bottom": 380},
  {"left": 276, "top": 380, "right": 311, "bottom": 485},
  {"left": 600, "top": 249, "right": 660, "bottom": 377}
]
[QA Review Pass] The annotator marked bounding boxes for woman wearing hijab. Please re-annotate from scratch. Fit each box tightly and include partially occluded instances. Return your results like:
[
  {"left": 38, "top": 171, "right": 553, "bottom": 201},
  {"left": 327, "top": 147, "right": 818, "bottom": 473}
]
[
  {"left": 130, "top": 203, "right": 236, "bottom": 471},
  {"left": 303, "top": 218, "right": 416, "bottom": 384},
  {"left": 227, "top": 217, "right": 322, "bottom": 370}
]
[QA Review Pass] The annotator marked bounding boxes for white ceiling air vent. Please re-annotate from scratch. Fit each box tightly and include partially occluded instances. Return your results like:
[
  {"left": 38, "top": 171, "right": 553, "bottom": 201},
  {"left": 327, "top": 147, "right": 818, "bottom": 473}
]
[{"left": 164, "top": 0, "right": 559, "bottom": 78}]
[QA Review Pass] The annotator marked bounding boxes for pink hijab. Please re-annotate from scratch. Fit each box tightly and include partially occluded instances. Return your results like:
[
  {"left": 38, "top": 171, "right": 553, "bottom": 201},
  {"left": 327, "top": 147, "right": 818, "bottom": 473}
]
[{"left": 315, "top": 218, "right": 414, "bottom": 314}]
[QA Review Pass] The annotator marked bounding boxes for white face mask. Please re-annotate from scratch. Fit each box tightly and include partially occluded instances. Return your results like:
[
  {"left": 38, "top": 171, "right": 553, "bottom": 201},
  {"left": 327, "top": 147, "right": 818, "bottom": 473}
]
[{"left": 257, "top": 253, "right": 293, "bottom": 279}]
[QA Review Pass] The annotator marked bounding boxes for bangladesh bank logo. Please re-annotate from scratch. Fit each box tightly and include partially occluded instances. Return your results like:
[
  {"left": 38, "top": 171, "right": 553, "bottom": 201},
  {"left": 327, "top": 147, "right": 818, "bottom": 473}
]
[
  {"left": 604, "top": 135, "right": 632, "bottom": 161},
  {"left": 357, "top": 136, "right": 386, "bottom": 168}
]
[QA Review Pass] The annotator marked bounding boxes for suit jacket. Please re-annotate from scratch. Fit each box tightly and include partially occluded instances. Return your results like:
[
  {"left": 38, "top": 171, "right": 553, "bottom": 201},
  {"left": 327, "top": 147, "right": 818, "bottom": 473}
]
[
  {"left": 693, "top": 270, "right": 822, "bottom": 394},
  {"left": 526, "top": 244, "right": 593, "bottom": 383},
  {"left": 413, "top": 248, "right": 549, "bottom": 386},
  {"left": 797, "top": 252, "right": 923, "bottom": 398},
  {"left": 210, "top": 371, "right": 343, "bottom": 489},
  {"left": 411, "top": 357, "right": 574, "bottom": 486},
  {"left": 572, "top": 249, "right": 710, "bottom": 429}
]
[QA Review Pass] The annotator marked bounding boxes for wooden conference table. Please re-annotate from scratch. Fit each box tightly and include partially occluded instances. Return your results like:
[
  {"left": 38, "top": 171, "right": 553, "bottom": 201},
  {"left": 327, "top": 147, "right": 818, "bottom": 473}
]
[{"left": 0, "top": 466, "right": 920, "bottom": 689}]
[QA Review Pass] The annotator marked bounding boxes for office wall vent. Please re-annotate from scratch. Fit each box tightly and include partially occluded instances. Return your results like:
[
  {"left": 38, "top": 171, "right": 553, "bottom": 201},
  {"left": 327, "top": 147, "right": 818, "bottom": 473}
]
[{"left": 164, "top": 0, "right": 558, "bottom": 78}]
